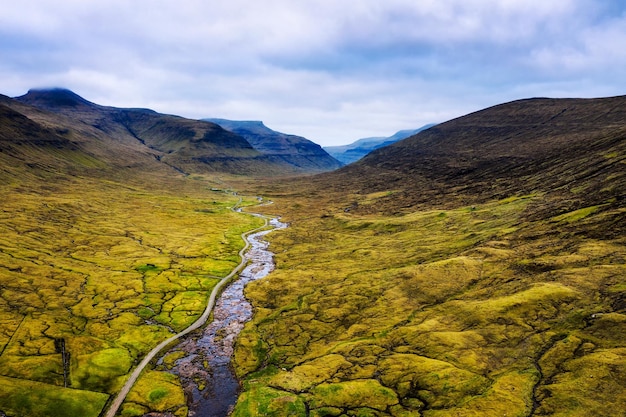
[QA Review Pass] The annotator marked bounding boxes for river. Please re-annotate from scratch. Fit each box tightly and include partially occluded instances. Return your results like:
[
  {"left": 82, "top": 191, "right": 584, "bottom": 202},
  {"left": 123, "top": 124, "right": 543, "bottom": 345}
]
[{"left": 162, "top": 216, "right": 287, "bottom": 417}]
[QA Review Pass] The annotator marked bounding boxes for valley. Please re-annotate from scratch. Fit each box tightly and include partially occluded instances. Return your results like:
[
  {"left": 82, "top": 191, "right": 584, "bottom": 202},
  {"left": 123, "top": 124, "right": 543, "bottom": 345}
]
[
  {"left": 0, "top": 91, "right": 624, "bottom": 417},
  {"left": 230, "top": 188, "right": 625, "bottom": 416},
  {"left": 0, "top": 174, "right": 265, "bottom": 417}
]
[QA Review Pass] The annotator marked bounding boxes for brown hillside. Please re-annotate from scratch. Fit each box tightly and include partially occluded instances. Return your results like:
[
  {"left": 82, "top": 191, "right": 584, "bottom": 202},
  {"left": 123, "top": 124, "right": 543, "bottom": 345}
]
[
  {"left": 314, "top": 96, "right": 626, "bottom": 213},
  {"left": 0, "top": 94, "right": 176, "bottom": 183}
]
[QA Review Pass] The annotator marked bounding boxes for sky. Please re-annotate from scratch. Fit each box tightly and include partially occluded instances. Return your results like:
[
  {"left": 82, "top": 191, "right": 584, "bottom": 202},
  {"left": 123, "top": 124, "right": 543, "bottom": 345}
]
[{"left": 1, "top": 1, "right": 626, "bottom": 146}]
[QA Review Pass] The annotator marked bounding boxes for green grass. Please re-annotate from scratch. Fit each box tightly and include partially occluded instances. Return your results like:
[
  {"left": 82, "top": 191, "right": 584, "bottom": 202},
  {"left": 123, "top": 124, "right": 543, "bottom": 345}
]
[
  {"left": 122, "top": 370, "right": 187, "bottom": 417},
  {"left": 0, "top": 375, "right": 109, "bottom": 417},
  {"left": 0, "top": 174, "right": 263, "bottom": 416},
  {"left": 1, "top": 164, "right": 624, "bottom": 416},
  {"left": 550, "top": 205, "right": 604, "bottom": 223},
  {"left": 231, "top": 192, "right": 626, "bottom": 416}
]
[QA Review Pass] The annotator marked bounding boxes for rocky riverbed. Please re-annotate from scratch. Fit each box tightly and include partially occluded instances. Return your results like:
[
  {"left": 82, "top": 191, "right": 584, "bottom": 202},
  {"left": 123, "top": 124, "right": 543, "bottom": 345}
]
[{"left": 162, "top": 217, "right": 286, "bottom": 417}]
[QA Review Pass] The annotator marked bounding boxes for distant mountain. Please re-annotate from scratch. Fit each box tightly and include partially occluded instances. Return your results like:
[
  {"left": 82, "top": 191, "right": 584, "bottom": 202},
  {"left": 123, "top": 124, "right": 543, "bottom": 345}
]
[
  {"left": 11, "top": 88, "right": 320, "bottom": 176},
  {"left": 203, "top": 118, "right": 343, "bottom": 172},
  {"left": 317, "top": 96, "right": 626, "bottom": 213},
  {"left": 323, "top": 124, "right": 436, "bottom": 165}
]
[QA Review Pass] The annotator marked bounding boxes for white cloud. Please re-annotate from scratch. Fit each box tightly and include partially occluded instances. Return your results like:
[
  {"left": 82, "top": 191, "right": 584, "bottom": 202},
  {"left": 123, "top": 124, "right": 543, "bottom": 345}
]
[{"left": 1, "top": 0, "right": 626, "bottom": 145}]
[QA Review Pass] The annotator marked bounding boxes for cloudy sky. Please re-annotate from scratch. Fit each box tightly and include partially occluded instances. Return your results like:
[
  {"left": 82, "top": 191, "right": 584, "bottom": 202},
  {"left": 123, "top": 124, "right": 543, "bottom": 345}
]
[{"left": 1, "top": 1, "right": 626, "bottom": 146}]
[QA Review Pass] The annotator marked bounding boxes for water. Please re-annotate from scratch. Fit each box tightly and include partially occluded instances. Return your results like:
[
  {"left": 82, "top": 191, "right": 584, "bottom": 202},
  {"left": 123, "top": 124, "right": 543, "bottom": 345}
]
[{"left": 165, "top": 217, "right": 286, "bottom": 417}]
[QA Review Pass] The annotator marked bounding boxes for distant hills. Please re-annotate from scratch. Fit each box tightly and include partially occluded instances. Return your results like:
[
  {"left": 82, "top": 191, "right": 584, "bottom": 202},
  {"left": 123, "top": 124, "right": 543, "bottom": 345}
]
[
  {"left": 323, "top": 124, "right": 436, "bottom": 165},
  {"left": 1, "top": 88, "right": 340, "bottom": 179},
  {"left": 5, "top": 89, "right": 624, "bottom": 207},
  {"left": 203, "top": 118, "right": 342, "bottom": 171}
]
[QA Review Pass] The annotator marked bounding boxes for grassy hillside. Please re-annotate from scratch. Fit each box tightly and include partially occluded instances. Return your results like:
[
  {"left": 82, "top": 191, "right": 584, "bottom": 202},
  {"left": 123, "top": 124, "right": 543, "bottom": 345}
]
[
  {"left": 322, "top": 96, "right": 626, "bottom": 212},
  {"left": 230, "top": 96, "right": 626, "bottom": 416},
  {"left": 0, "top": 171, "right": 267, "bottom": 416}
]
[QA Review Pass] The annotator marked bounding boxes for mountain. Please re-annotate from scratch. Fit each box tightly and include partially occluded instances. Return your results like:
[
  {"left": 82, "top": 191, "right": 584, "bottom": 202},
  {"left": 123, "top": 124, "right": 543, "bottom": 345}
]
[
  {"left": 0, "top": 92, "right": 172, "bottom": 184},
  {"left": 11, "top": 88, "right": 317, "bottom": 176},
  {"left": 323, "top": 124, "right": 436, "bottom": 165},
  {"left": 319, "top": 96, "right": 626, "bottom": 213},
  {"left": 203, "top": 118, "right": 343, "bottom": 172}
]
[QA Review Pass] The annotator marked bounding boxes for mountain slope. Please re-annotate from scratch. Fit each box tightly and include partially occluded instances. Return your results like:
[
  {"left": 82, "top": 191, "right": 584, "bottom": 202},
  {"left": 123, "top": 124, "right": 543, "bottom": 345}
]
[
  {"left": 203, "top": 118, "right": 343, "bottom": 172},
  {"left": 0, "top": 93, "right": 171, "bottom": 184},
  {"left": 320, "top": 96, "right": 626, "bottom": 212},
  {"left": 324, "top": 124, "right": 435, "bottom": 165},
  {"left": 14, "top": 89, "right": 298, "bottom": 176}
]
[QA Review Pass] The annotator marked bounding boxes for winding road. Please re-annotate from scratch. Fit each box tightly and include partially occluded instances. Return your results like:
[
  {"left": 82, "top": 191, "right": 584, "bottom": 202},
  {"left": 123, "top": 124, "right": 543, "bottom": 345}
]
[{"left": 104, "top": 203, "right": 271, "bottom": 417}]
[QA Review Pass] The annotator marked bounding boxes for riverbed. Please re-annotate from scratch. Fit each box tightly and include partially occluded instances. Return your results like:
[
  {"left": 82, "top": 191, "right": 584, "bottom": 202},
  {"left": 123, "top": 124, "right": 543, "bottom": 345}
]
[{"left": 163, "top": 217, "right": 286, "bottom": 417}]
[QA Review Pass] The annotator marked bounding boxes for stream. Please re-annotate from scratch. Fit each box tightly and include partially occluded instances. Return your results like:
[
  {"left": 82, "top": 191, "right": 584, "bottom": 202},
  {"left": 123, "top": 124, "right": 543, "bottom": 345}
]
[{"left": 162, "top": 216, "right": 286, "bottom": 417}]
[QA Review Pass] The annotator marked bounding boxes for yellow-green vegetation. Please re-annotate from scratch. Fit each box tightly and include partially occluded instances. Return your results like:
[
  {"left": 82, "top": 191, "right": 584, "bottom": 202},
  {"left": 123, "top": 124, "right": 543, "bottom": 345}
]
[
  {"left": 0, "top": 375, "right": 109, "bottom": 417},
  {"left": 232, "top": 192, "right": 626, "bottom": 416},
  {"left": 121, "top": 370, "right": 188, "bottom": 416},
  {"left": 0, "top": 174, "right": 264, "bottom": 416}
]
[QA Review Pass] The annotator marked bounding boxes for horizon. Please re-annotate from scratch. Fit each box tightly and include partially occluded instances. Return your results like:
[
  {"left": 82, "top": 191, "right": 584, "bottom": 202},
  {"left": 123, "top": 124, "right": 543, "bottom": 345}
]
[{"left": 2, "top": 1, "right": 626, "bottom": 146}]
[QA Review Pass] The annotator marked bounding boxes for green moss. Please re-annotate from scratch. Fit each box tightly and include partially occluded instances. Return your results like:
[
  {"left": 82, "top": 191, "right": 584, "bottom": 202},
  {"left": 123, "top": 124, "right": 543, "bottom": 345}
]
[
  {"left": 310, "top": 379, "right": 399, "bottom": 411},
  {"left": 125, "top": 371, "right": 186, "bottom": 414},
  {"left": 0, "top": 175, "right": 263, "bottom": 414},
  {"left": 535, "top": 348, "right": 626, "bottom": 415},
  {"left": 0, "top": 375, "right": 109, "bottom": 417},
  {"left": 72, "top": 347, "right": 133, "bottom": 392},
  {"left": 232, "top": 386, "right": 306, "bottom": 417},
  {"left": 269, "top": 354, "right": 352, "bottom": 392},
  {"left": 161, "top": 350, "right": 187, "bottom": 369},
  {"left": 425, "top": 370, "right": 536, "bottom": 417},
  {"left": 551, "top": 205, "right": 603, "bottom": 223},
  {"left": 379, "top": 353, "right": 490, "bottom": 409},
  {"left": 232, "top": 191, "right": 626, "bottom": 416}
]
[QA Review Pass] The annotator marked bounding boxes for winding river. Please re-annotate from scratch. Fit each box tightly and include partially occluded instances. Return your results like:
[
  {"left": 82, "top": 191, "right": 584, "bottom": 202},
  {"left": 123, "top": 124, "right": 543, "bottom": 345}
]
[{"left": 164, "top": 216, "right": 287, "bottom": 416}]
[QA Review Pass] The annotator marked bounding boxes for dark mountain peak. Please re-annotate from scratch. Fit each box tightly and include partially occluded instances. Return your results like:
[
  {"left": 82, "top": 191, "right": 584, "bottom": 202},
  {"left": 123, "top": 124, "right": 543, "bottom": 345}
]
[
  {"left": 203, "top": 118, "right": 274, "bottom": 137},
  {"left": 16, "top": 88, "right": 98, "bottom": 110},
  {"left": 7, "top": 89, "right": 318, "bottom": 176}
]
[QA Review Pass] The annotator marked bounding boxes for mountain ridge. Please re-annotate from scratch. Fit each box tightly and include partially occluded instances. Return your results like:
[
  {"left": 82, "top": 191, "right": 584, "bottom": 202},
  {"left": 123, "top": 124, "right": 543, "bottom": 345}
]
[
  {"left": 227, "top": 94, "right": 626, "bottom": 417},
  {"left": 2, "top": 90, "right": 625, "bottom": 417},
  {"left": 324, "top": 124, "right": 436, "bottom": 165},
  {"left": 10, "top": 88, "right": 336, "bottom": 176},
  {"left": 316, "top": 95, "right": 626, "bottom": 213},
  {"left": 203, "top": 117, "right": 343, "bottom": 172}
]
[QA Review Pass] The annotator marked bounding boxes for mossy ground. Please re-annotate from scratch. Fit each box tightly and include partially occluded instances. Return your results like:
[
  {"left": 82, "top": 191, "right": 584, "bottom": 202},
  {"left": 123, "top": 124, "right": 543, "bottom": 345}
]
[
  {"left": 1, "top": 166, "right": 623, "bottom": 416},
  {"left": 121, "top": 370, "right": 188, "bottom": 417},
  {"left": 0, "top": 174, "right": 263, "bottom": 416},
  {"left": 0, "top": 375, "right": 109, "bottom": 417},
  {"left": 231, "top": 189, "right": 625, "bottom": 416}
]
